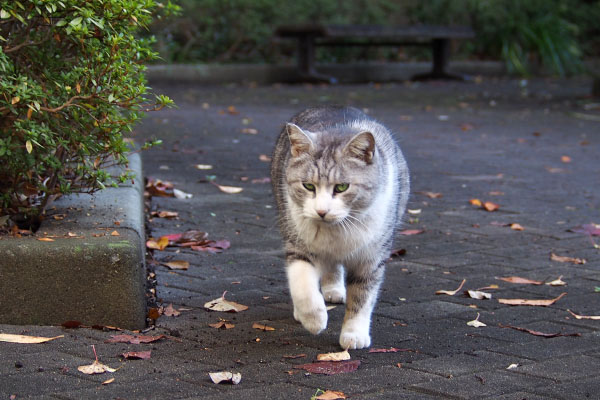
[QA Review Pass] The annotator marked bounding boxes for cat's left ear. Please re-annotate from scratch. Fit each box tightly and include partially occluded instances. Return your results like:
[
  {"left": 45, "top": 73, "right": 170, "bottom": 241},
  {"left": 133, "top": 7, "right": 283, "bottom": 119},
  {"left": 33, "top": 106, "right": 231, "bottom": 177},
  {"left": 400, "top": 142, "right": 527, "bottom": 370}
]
[
  {"left": 344, "top": 131, "right": 375, "bottom": 164},
  {"left": 287, "top": 123, "right": 314, "bottom": 157}
]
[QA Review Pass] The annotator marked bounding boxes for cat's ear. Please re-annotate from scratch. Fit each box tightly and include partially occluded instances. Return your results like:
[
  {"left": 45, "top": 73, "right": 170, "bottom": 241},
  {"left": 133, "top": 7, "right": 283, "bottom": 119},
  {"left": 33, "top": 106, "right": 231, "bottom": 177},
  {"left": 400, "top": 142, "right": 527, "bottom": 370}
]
[
  {"left": 344, "top": 131, "right": 375, "bottom": 164},
  {"left": 287, "top": 123, "right": 314, "bottom": 157}
]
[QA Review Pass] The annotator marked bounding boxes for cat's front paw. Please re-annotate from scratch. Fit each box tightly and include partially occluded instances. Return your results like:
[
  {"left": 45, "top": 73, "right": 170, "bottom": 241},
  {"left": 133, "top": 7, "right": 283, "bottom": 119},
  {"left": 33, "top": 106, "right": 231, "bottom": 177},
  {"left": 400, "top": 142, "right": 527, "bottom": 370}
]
[
  {"left": 322, "top": 284, "right": 346, "bottom": 304},
  {"left": 293, "top": 303, "right": 328, "bottom": 335},
  {"left": 339, "top": 323, "right": 371, "bottom": 349}
]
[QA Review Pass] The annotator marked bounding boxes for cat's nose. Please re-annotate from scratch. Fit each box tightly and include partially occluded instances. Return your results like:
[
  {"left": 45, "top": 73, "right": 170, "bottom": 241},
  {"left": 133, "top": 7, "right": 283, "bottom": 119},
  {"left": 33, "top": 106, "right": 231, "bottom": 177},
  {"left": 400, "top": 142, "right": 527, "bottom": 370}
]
[{"left": 316, "top": 210, "right": 327, "bottom": 219}]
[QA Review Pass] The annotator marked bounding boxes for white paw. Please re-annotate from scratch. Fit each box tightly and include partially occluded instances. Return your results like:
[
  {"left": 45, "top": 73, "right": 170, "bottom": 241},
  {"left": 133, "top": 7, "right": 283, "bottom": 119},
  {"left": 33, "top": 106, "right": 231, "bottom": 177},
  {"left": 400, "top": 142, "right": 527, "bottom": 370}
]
[
  {"left": 339, "top": 323, "right": 371, "bottom": 349},
  {"left": 293, "top": 303, "right": 328, "bottom": 334},
  {"left": 322, "top": 285, "right": 346, "bottom": 304}
]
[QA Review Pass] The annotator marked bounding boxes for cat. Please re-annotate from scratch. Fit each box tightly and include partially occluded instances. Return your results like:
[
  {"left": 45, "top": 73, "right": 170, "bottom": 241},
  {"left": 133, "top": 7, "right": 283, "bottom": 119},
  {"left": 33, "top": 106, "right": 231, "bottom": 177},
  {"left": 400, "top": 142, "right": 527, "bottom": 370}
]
[{"left": 270, "top": 105, "right": 409, "bottom": 349}]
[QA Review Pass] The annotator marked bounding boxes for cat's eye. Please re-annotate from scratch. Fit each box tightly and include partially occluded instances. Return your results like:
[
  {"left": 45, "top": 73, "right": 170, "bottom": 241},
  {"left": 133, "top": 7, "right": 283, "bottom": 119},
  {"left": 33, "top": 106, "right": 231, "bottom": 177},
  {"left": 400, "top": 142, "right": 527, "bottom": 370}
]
[
  {"left": 302, "top": 183, "right": 316, "bottom": 192},
  {"left": 334, "top": 183, "right": 349, "bottom": 193}
]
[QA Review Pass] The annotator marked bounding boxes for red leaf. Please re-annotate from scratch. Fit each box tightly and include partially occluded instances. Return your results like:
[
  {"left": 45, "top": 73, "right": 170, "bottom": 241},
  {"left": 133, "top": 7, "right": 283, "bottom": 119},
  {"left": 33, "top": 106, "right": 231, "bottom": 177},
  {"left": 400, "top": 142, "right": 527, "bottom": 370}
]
[
  {"left": 498, "top": 324, "right": 581, "bottom": 338},
  {"left": 294, "top": 360, "right": 360, "bottom": 375},
  {"left": 122, "top": 351, "right": 152, "bottom": 360},
  {"left": 105, "top": 334, "right": 166, "bottom": 344}
]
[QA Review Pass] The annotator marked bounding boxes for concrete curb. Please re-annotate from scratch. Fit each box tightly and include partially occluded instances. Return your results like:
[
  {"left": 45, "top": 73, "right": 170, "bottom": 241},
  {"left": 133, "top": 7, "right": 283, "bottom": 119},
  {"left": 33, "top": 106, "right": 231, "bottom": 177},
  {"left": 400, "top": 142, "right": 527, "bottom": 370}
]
[
  {"left": 0, "top": 154, "right": 147, "bottom": 330},
  {"left": 145, "top": 61, "right": 506, "bottom": 84}
]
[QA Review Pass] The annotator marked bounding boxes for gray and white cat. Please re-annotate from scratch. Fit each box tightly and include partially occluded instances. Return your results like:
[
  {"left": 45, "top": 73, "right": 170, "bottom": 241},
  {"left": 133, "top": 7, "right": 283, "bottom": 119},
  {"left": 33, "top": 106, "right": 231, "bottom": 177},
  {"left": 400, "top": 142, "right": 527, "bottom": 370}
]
[{"left": 271, "top": 106, "right": 409, "bottom": 349}]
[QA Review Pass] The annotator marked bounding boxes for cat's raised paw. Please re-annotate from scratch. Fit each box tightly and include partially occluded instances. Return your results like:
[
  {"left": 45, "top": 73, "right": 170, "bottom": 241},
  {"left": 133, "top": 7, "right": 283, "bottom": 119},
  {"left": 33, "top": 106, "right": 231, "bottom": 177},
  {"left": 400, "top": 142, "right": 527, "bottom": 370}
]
[
  {"left": 339, "top": 328, "right": 371, "bottom": 349},
  {"left": 322, "top": 285, "right": 346, "bottom": 304},
  {"left": 294, "top": 306, "right": 328, "bottom": 335}
]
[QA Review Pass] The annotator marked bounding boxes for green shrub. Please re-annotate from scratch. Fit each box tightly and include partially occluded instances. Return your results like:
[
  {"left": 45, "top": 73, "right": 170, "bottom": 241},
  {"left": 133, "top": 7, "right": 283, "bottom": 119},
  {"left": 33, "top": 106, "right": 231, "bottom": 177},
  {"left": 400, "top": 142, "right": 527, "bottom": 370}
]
[{"left": 0, "top": 0, "right": 178, "bottom": 227}]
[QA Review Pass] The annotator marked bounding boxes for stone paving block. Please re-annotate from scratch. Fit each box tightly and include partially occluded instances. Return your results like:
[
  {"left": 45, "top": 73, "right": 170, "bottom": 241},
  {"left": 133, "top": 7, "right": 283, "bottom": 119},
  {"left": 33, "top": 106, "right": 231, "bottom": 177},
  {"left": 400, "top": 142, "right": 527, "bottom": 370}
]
[
  {"left": 409, "top": 370, "right": 552, "bottom": 399},
  {"left": 0, "top": 370, "right": 98, "bottom": 398},
  {"left": 509, "top": 354, "right": 600, "bottom": 382},
  {"left": 531, "top": 376, "right": 600, "bottom": 400}
]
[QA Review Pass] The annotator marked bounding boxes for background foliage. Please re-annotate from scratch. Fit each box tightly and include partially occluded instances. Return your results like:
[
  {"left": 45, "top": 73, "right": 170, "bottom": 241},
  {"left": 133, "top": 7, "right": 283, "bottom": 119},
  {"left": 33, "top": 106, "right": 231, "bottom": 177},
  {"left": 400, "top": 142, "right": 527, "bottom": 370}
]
[
  {"left": 148, "top": 0, "right": 599, "bottom": 76},
  {"left": 0, "top": 0, "right": 177, "bottom": 225}
]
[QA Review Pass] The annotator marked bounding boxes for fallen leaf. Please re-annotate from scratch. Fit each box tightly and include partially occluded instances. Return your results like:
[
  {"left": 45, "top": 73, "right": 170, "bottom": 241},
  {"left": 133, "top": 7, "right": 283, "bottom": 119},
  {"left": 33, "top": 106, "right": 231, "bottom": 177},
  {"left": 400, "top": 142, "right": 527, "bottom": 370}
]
[
  {"left": 226, "top": 105, "right": 239, "bottom": 115},
  {"left": 546, "top": 166, "right": 565, "bottom": 174},
  {"left": 147, "top": 308, "right": 161, "bottom": 320},
  {"left": 204, "top": 292, "right": 248, "bottom": 313},
  {"left": 398, "top": 229, "right": 424, "bottom": 236},
  {"left": 161, "top": 260, "right": 189, "bottom": 270},
  {"left": 209, "top": 371, "right": 241, "bottom": 384},
  {"left": 496, "top": 276, "right": 543, "bottom": 285},
  {"left": 317, "top": 349, "right": 351, "bottom": 361},
  {"left": 122, "top": 351, "right": 151, "bottom": 360},
  {"left": 561, "top": 155, "right": 572, "bottom": 163},
  {"left": 294, "top": 360, "right": 360, "bottom": 375},
  {"left": 173, "top": 188, "right": 193, "bottom": 199},
  {"left": 259, "top": 154, "right": 272, "bottom": 162},
  {"left": 0, "top": 334, "right": 64, "bottom": 344},
  {"left": 62, "top": 321, "right": 83, "bottom": 329},
  {"left": 498, "top": 323, "right": 580, "bottom": 338},
  {"left": 498, "top": 292, "right": 567, "bottom": 307},
  {"left": 252, "top": 322, "right": 275, "bottom": 331},
  {"left": 510, "top": 223, "right": 524, "bottom": 231},
  {"left": 194, "top": 164, "right": 213, "bottom": 170},
  {"left": 241, "top": 128, "right": 258, "bottom": 135},
  {"left": 483, "top": 201, "right": 500, "bottom": 212},
  {"left": 251, "top": 177, "right": 271, "bottom": 184},
  {"left": 78, "top": 360, "right": 116, "bottom": 375},
  {"left": 550, "top": 252, "right": 586, "bottom": 264},
  {"left": 568, "top": 223, "right": 600, "bottom": 236},
  {"left": 37, "top": 238, "right": 55, "bottom": 242},
  {"left": 110, "top": 230, "right": 120, "bottom": 236},
  {"left": 151, "top": 210, "right": 179, "bottom": 219},
  {"left": 316, "top": 390, "right": 347, "bottom": 400},
  {"left": 567, "top": 310, "right": 600, "bottom": 320},
  {"left": 436, "top": 279, "right": 466, "bottom": 296},
  {"left": 546, "top": 276, "right": 566, "bottom": 286},
  {"left": 282, "top": 354, "right": 306, "bottom": 359},
  {"left": 162, "top": 304, "right": 181, "bottom": 317},
  {"left": 213, "top": 183, "right": 243, "bottom": 194},
  {"left": 209, "top": 321, "right": 235, "bottom": 329},
  {"left": 146, "top": 179, "right": 175, "bottom": 197},
  {"left": 467, "top": 313, "right": 487, "bottom": 327},
  {"left": 389, "top": 248, "right": 406, "bottom": 257},
  {"left": 469, "top": 198, "right": 482, "bottom": 207},
  {"left": 467, "top": 290, "right": 492, "bottom": 300},
  {"left": 417, "top": 191, "right": 442, "bottom": 199},
  {"left": 146, "top": 236, "right": 169, "bottom": 251},
  {"left": 368, "top": 347, "right": 412, "bottom": 353},
  {"left": 105, "top": 334, "right": 166, "bottom": 344},
  {"left": 506, "top": 364, "right": 519, "bottom": 370},
  {"left": 102, "top": 378, "right": 115, "bottom": 385},
  {"left": 407, "top": 209, "right": 422, "bottom": 215}
]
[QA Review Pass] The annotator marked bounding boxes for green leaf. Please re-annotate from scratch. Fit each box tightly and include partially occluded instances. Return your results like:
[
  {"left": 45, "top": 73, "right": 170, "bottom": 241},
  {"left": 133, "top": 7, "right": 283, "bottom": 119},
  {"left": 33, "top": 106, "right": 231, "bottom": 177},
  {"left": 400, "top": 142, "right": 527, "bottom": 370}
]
[
  {"left": 69, "top": 16, "right": 82, "bottom": 26},
  {"left": 0, "top": 9, "right": 10, "bottom": 19},
  {"left": 56, "top": 19, "right": 67, "bottom": 27}
]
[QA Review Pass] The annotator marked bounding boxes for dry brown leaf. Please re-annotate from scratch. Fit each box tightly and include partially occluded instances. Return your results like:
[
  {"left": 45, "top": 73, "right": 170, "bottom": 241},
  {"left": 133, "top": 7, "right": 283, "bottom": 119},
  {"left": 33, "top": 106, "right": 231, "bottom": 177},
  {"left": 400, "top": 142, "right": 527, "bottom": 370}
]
[
  {"left": 483, "top": 201, "right": 500, "bottom": 212},
  {"left": 510, "top": 223, "right": 525, "bottom": 231},
  {"left": 398, "top": 229, "right": 425, "bottom": 236},
  {"left": 209, "top": 371, "right": 241, "bottom": 384},
  {"left": 550, "top": 252, "right": 586, "bottom": 264},
  {"left": 252, "top": 322, "right": 275, "bottom": 331},
  {"left": 102, "top": 378, "right": 115, "bottom": 385},
  {"left": 122, "top": 351, "right": 151, "bottom": 360},
  {"left": 241, "top": 128, "right": 258, "bottom": 135},
  {"left": 467, "top": 313, "right": 487, "bottom": 327},
  {"left": 259, "top": 154, "right": 272, "bottom": 162},
  {"left": 498, "top": 292, "right": 567, "bottom": 307},
  {"left": 37, "top": 238, "right": 55, "bottom": 242},
  {"left": 567, "top": 310, "right": 600, "bottom": 320},
  {"left": 78, "top": 360, "right": 116, "bottom": 375},
  {"left": 316, "top": 391, "right": 347, "bottom": 400},
  {"left": 496, "top": 276, "right": 544, "bottom": 285},
  {"left": 152, "top": 210, "right": 179, "bottom": 219},
  {"left": 105, "top": 334, "right": 166, "bottom": 344},
  {"left": 469, "top": 198, "right": 482, "bottom": 207},
  {"left": 417, "top": 191, "right": 442, "bottom": 199},
  {"left": 110, "top": 230, "right": 120, "bottom": 236},
  {"left": 161, "top": 260, "right": 189, "bottom": 270},
  {"left": 173, "top": 188, "right": 193, "bottom": 199},
  {"left": 561, "top": 155, "right": 572, "bottom": 163},
  {"left": 317, "top": 349, "right": 351, "bottom": 362},
  {"left": 499, "top": 323, "right": 580, "bottom": 338},
  {"left": 209, "top": 321, "right": 235, "bottom": 329},
  {"left": 204, "top": 292, "right": 248, "bottom": 313},
  {"left": 435, "top": 279, "right": 466, "bottom": 296},
  {"left": 546, "top": 276, "right": 567, "bottom": 286},
  {"left": 194, "top": 164, "right": 213, "bottom": 170},
  {"left": 467, "top": 290, "right": 492, "bottom": 300},
  {"left": 162, "top": 304, "right": 181, "bottom": 317},
  {"left": 294, "top": 360, "right": 360, "bottom": 375},
  {"left": 0, "top": 334, "right": 64, "bottom": 344},
  {"left": 146, "top": 236, "right": 169, "bottom": 251}
]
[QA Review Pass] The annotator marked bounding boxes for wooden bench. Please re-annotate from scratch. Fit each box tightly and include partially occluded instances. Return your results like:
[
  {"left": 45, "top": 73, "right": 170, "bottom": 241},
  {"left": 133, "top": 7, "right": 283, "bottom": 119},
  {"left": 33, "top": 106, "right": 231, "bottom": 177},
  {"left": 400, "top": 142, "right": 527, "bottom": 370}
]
[{"left": 275, "top": 24, "right": 475, "bottom": 83}]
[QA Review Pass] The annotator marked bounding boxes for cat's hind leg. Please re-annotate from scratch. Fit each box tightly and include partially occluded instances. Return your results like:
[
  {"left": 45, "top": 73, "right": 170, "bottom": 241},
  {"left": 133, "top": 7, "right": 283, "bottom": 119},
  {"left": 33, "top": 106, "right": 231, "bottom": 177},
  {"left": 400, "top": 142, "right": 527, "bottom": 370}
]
[
  {"left": 287, "top": 258, "right": 328, "bottom": 334},
  {"left": 339, "top": 261, "right": 385, "bottom": 349},
  {"left": 321, "top": 264, "right": 346, "bottom": 304}
]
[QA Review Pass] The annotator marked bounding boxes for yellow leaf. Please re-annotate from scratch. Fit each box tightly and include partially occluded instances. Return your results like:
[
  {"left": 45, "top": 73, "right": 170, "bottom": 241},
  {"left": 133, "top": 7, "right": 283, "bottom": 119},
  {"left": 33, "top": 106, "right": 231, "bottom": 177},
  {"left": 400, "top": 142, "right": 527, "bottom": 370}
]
[
  {"left": 76, "top": 82, "right": 81, "bottom": 94},
  {"left": 498, "top": 292, "right": 567, "bottom": 307},
  {"left": 252, "top": 322, "right": 275, "bottom": 331},
  {"left": 0, "top": 334, "right": 64, "bottom": 344},
  {"left": 27, "top": 107, "right": 33, "bottom": 119},
  {"left": 317, "top": 349, "right": 351, "bottom": 361},
  {"left": 25, "top": 140, "right": 33, "bottom": 154},
  {"left": 11, "top": 96, "right": 20, "bottom": 104}
]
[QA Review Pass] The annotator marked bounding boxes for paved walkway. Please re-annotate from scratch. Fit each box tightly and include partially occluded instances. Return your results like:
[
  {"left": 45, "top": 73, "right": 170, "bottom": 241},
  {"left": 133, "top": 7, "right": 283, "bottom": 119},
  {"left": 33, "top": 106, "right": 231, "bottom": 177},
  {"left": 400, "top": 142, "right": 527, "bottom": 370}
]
[{"left": 2, "top": 78, "right": 599, "bottom": 399}]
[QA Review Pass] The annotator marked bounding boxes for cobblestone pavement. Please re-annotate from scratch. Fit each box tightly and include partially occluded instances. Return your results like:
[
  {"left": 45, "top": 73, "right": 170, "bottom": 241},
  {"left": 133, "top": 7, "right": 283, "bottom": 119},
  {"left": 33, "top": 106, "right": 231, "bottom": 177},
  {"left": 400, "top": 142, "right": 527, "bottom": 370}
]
[{"left": 2, "top": 78, "right": 599, "bottom": 399}]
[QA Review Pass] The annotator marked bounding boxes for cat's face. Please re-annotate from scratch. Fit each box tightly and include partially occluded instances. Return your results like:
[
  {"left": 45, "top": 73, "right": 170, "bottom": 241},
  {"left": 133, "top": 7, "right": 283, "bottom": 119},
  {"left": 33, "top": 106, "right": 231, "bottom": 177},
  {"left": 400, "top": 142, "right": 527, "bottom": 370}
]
[{"left": 285, "top": 124, "right": 378, "bottom": 224}]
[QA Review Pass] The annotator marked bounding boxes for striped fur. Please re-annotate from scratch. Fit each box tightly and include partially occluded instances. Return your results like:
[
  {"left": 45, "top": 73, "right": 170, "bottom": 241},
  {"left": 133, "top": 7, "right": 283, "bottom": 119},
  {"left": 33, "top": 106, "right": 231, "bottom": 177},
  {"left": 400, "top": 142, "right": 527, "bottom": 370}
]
[{"left": 271, "top": 106, "right": 409, "bottom": 349}]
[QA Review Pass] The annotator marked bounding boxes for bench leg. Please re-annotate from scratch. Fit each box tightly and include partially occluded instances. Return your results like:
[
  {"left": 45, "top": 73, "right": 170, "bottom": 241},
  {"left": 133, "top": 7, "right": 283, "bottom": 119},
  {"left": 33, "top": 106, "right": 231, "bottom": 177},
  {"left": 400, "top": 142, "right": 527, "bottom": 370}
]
[
  {"left": 296, "top": 36, "right": 337, "bottom": 84},
  {"left": 412, "top": 38, "right": 466, "bottom": 81}
]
